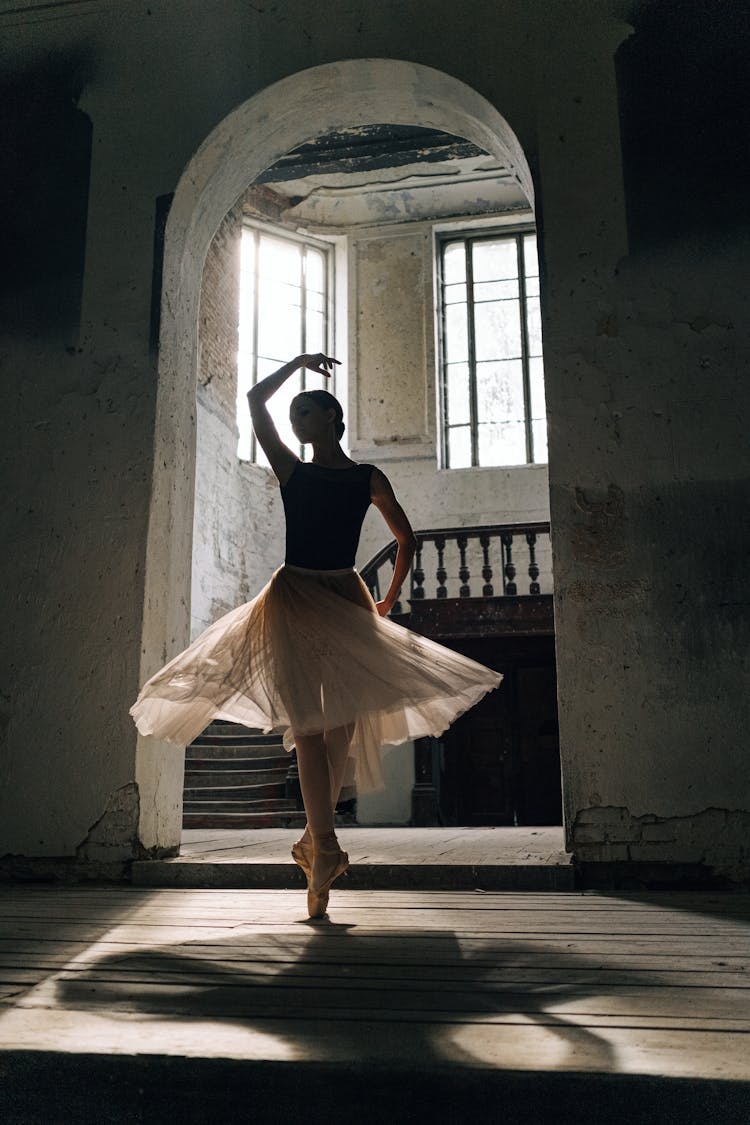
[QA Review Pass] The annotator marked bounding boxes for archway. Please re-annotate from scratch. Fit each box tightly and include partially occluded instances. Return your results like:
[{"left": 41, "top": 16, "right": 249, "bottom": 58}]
[{"left": 136, "top": 59, "right": 536, "bottom": 850}]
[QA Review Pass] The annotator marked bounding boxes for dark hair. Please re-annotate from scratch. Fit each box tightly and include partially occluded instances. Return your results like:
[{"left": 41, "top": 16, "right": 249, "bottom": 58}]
[{"left": 294, "top": 389, "right": 345, "bottom": 440}]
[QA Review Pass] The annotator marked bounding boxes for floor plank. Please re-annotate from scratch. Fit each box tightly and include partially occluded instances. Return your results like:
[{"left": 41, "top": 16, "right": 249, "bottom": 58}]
[{"left": 1, "top": 885, "right": 749, "bottom": 1090}]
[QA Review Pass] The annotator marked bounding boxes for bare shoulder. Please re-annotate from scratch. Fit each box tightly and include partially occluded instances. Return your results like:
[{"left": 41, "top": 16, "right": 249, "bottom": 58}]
[{"left": 369, "top": 465, "right": 395, "bottom": 500}]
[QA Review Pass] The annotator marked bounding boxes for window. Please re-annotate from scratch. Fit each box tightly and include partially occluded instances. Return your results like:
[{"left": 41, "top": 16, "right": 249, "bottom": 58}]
[
  {"left": 237, "top": 226, "right": 333, "bottom": 463},
  {"left": 438, "top": 229, "right": 547, "bottom": 468}
]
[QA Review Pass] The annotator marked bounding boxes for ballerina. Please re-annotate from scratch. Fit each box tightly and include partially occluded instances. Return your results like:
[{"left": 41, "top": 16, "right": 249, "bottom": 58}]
[{"left": 131, "top": 353, "right": 503, "bottom": 917}]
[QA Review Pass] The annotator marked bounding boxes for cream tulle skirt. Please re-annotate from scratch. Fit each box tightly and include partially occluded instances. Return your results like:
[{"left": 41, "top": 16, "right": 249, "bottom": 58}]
[{"left": 130, "top": 564, "right": 503, "bottom": 792}]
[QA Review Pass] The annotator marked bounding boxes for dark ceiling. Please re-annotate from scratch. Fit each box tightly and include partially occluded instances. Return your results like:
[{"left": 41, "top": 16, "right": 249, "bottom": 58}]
[{"left": 255, "top": 124, "right": 489, "bottom": 184}]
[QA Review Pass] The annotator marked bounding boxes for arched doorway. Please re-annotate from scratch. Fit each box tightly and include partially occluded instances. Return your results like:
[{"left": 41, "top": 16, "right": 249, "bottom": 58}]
[{"left": 136, "top": 59, "right": 538, "bottom": 851}]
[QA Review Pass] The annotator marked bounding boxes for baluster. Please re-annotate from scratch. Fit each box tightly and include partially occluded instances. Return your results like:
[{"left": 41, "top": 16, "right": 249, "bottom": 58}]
[
  {"left": 501, "top": 531, "right": 517, "bottom": 595},
  {"left": 411, "top": 538, "right": 425, "bottom": 599},
  {"left": 435, "top": 536, "right": 448, "bottom": 598},
  {"left": 366, "top": 573, "right": 380, "bottom": 602},
  {"left": 480, "top": 533, "right": 494, "bottom": 597},
  {"left": 457, "top": 534, "right": 471, "bottom": 598},
  {"left": 526, "top": 531, "right": 540, "bottom": 595},
  {"left": 388, "top": 544, "right": 402, "bottom": 614}
]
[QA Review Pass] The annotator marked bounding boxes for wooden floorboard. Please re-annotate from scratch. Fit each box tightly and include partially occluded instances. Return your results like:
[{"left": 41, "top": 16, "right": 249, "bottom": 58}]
[{"left": 0, "top": 886, "right": 749, "bottom": 1088}]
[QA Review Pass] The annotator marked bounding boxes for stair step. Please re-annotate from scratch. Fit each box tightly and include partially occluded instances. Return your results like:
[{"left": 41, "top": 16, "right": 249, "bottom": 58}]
[
  {"left": 194, "top": 722, "right": 281, "bottom": 741},
  {"left": 182, "top": 810, "right": 307, "bottom": 829},
  {"left": 183, "top": 797, "right": 297, "bottom": 813},
  {"left": 183, "top": 782, "right": 287, "bottom": 802},
  {"left": 186, "top": 743, "right": 288, "bottom": 760},
  {"left": 186, "top": 754, "right": 290, "bottom": 772},
  {"left": 184, "top": 767, "right": 289, "bottom": 788}
]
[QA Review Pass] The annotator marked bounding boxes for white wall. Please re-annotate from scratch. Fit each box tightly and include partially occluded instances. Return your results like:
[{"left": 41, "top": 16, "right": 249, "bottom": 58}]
[{"left": 192, "top": 392, "right": 284, "bottom": 637}]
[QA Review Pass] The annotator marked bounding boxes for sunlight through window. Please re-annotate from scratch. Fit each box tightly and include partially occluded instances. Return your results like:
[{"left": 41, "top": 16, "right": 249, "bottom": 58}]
[
  {"left": 237, "top": 227, "right": 332, "bottom": 463},
  {"left": 439, "top": 229, "right": 547, "bottom": 468}
]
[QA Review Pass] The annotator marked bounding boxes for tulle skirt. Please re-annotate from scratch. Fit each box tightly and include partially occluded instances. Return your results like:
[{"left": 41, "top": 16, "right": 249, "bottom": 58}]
[{"left": 130, "top": 564, "right": 503, "bottom": 792}]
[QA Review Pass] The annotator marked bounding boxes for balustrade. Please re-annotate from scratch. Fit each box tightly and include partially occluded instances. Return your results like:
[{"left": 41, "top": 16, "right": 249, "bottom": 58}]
[{"left": 361, "top": 522, "right": 552, "bottom": 611}]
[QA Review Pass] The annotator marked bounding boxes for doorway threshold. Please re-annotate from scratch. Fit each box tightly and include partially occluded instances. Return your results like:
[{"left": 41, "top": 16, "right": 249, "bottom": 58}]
[{"left": 132, "top": 827, "right": 574, "bottom": 890}]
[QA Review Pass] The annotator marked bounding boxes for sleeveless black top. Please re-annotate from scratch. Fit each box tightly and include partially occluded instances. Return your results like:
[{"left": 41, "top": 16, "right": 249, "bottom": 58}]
[{"left": 281, "top": 461, "right": 375, "bottom": 570}]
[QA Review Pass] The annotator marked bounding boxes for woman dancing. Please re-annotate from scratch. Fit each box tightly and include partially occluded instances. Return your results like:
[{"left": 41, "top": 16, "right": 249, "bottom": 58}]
[{"left": 131, "top": 353, "right": 502, "bottom": 918}]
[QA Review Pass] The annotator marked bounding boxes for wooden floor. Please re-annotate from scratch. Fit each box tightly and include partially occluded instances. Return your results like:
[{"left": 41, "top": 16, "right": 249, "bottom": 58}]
[{"left": 2, "top": 885, "right": 750, "bottom": 1121}]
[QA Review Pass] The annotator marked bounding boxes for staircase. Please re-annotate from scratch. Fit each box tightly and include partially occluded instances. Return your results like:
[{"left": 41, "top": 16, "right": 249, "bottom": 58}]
[{"left": 182, "top": 721, "right": 306, "bottom": 829}]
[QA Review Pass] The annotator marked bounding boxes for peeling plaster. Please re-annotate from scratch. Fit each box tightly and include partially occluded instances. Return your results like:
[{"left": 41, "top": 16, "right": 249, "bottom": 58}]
[
  {"left": 75, "top": 782, "right": 142, "bottom": 866},
  {"left": 572, "top": 805, "right": 750, "bottom": 883}
]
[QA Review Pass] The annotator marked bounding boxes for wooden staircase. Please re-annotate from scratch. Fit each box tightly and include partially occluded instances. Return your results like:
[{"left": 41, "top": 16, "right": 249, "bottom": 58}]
[{"left": 182, "top": 721, "right": 306, "bottom": 829}]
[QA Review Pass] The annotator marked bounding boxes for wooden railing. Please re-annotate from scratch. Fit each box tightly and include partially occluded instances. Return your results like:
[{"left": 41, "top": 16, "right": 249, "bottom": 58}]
[{"left": 360, "top": 522, "right": 552, "bottom": 615}]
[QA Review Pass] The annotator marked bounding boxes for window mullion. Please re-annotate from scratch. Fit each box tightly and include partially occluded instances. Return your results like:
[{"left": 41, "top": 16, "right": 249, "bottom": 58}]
[
  {"left": 517, "top": 233, "right": 533, "bottom": 464},
  {"left": 438, "top": 243, "right": 449, "bottom": 468},
  {"left": 251, "top": 229, "right": 260, "bottom": 462},
  {"left": 466, "top": 239, "right": 479, "bottom": 467},
  {"left": 299, "top": 246, "right": 307, "bottom": 459}
]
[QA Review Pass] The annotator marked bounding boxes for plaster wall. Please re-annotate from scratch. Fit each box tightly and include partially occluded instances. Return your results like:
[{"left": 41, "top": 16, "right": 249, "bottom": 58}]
[
  {"left": 1, "top": 1, "right": 747, "bottom": 880},
  {"left": 535, "top": 9, "right": 750, "bottom": 879}
]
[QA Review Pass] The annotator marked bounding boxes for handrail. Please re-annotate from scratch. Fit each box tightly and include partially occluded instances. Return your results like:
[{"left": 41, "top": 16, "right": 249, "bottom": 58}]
[{"left": 360, "top": 521, "right": 552, "bottom": 611}]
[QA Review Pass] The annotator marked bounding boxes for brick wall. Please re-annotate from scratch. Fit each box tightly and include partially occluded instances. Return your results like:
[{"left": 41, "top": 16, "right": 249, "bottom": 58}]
[{"left": 197, "top": 203, "right": 242, "bottom": 422}]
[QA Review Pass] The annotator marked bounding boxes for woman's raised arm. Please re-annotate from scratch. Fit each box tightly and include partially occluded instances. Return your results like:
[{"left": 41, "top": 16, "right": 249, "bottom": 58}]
[{"left": 247, "top": 353, "right": 339, "bottom": 484}]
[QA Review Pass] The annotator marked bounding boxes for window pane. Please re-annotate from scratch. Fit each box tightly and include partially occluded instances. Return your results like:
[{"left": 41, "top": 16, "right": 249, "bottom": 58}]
[
  {"left": 444, "top": 302, "right": 469, "bottom": 363},
  {"left": 526, "top": 295, "right": 543, "bottom": 356},
  {"left": 259, "top": 235, "right": 300, "bottom": 284},
  {"left": 523, "top": 234, "right": 538, "bottom": 276},
  {"left": 476, "top": 360, "right": 524, "bottom": 424},
  {"left": 257, "top": 281, "right": 301, "bottom": 358},
  {"left": 443, "top": 242, "right": 466, "bottom": 284},
  {"left": 473, "top": 279, "right": 519, "bottom": 302},
  {"left": 532, "top": 419, "right": 548, "bottom": 464},
  {"left": 524, "top": 275, "right": 540, "bottom": 298},
  {"left": 305, "top": 309, "right": 325, "bottom": 353},
  {"left": 529, "top": 356, "right": 546, "bottom": 419},
  {"left": 446, "top": 363, "right": 471, "bottom": 426},
  {"left": 474, "top": 300, "right": 522, "bottom": 361},
  {"left": 448, "top": 425, "right": 472, "bottom": 468},
  {"left": 304, "top": 369, "right": 328, "bottom": 394},
  {"left": 306, "top": 289, "right": 325, "bottom": 314},
  {"left": 443, "top": 281, "right": 467, "bottom": 305},
  {"left": 472, "top": 239, "right": 518, "bottom": 283},
  {"left": 478, "top": 421, "right": 527, "bottom": 466},
  {"left": 305, "top": 248, "right": 325, "bottom": 293}
]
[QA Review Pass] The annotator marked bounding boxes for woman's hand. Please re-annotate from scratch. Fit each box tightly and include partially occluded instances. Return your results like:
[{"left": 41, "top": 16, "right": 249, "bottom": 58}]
[{"left": 301, "top": 353, "right": 340, "bottom": 377}]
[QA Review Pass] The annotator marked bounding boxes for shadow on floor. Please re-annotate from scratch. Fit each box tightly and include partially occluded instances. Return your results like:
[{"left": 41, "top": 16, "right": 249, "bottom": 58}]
[{"left": 3, "top": 918, "right": 748, "bottom": 1123}]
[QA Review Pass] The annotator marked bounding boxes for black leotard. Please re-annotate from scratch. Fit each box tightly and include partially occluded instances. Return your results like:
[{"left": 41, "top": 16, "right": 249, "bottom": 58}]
[{"left": 281, "top": 461, "right": 374, "bottom": 570}]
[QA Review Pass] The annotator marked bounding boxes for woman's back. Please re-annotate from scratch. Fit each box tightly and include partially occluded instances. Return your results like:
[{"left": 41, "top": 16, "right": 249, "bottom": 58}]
[{"left": 281, "top": 460, "right": 374, "bottom": 570}]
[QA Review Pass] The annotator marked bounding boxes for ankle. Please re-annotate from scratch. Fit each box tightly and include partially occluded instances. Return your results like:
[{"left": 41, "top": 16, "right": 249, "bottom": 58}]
[{"left": 311, "top": 829, "right": 339, "bottom": 852}]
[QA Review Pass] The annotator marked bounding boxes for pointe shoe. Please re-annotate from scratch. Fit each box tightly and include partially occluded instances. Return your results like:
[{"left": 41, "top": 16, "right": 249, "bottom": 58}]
[
  {"left": 291, "top": 838, "right": 313, "bottom": 882},
  {"left": 307, "top": 835, "right": 349, "bottom": 919}
]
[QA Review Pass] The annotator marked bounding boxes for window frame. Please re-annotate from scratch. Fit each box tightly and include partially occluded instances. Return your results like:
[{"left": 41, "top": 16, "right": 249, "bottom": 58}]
[
  {"left": 239, "top": 220, "right": 335, "bottom": 463},
  {"left": 436, "top": 224, "right": 543, "bottom": 470}
]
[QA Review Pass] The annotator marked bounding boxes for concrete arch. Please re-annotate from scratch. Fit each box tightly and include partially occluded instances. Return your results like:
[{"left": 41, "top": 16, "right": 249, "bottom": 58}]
[{"left": 137, "top": 58, "right": 535, "bottom": 849}]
